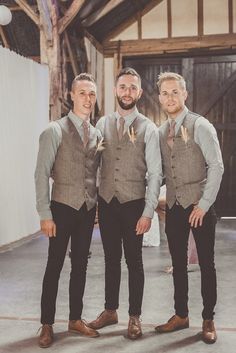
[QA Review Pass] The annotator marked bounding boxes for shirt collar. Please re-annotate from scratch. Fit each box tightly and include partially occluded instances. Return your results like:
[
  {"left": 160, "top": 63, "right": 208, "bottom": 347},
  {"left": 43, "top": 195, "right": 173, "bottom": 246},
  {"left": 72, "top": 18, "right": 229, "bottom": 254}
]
[
  {"left": 115, "top": 107, "right": 139, "bottom": 126},
  {"left": 168, "top": 106, "right": 188, "bottom": 126},
  {"left": 68, "top": 110, "right": 90, "bottom": 128}
]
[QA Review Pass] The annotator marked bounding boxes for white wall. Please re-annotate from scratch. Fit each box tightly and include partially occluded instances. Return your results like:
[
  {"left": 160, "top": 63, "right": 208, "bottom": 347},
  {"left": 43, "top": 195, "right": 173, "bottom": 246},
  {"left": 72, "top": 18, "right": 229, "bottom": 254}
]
[
  {"left": 104, "top": 58, "right": 115, "bottom": 115},
  {"left": 0, "top": 46, "right": 49, "bottom": 247}
]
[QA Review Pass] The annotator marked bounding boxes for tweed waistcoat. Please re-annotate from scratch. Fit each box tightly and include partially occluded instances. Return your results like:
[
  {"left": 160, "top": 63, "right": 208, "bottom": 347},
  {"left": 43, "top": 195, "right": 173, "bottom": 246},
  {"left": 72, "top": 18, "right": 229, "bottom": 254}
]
[
  {"left": 159, "top": 112, "right": 207, "bottom": 209},
  {"left": 99, "top": 113, "right": 149, "bottom": 203},
  {"left": 51, "top": 116, "right": 100, "bottom": 211}
]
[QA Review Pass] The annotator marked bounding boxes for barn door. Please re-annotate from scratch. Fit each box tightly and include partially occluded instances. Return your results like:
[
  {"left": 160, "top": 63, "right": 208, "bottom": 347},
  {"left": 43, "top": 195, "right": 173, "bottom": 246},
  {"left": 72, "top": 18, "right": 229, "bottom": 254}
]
[{"left": 124, "top": 54, "right": 236, "bottom": 216}]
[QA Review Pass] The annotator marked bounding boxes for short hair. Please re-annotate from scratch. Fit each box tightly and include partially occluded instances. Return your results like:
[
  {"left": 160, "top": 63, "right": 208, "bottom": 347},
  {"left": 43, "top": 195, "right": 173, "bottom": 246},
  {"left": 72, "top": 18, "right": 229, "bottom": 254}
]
[
  {"left": 157, "top": 72, "right": 186, "bottom": 92},
  {"left": 115, "top": 67, "right": 141, "bottom": 85},
  {"left": 71, "top": 73, "right": 96, "bottom": 91}
]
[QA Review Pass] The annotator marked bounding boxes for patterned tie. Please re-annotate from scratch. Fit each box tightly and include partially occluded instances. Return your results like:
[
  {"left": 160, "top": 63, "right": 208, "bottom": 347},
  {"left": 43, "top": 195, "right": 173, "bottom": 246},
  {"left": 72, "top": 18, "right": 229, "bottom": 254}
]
[
  {"left": 118, "top": 117, "right": 125, "bottom": 141},
  {"left": 83, "top": 120, "right": 89, "bottom": 147},
  {"left": 167, "top": 120, "right": 176, "bottom": 149}
]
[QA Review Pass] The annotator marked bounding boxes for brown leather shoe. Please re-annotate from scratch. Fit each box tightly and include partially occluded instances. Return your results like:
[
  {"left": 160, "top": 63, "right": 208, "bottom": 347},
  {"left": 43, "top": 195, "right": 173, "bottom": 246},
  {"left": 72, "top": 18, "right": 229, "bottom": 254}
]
[
  {"left": 155, "top": 315, "right": 189, "bottom": 333},
  {"left": 38, "top": 324, "right": 53, "bottom": 348},
  {"left": 127, "top": 316, "right": 142, "bottom": 340},
  {"left": 68, "top": 320, "right": 99, "bottom": 338},
  {"left": 88, "top": 310, "right": 118, "bottom": 329},
  {"left": 202, "top": 319, "right": 217, "bottom": 344}
]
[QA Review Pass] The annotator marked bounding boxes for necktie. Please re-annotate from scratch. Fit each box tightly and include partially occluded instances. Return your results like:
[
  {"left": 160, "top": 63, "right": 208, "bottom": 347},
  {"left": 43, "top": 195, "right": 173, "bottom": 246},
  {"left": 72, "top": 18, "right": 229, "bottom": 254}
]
[
  {"left": 83, "top": 120, "right": 89, "bottom": 147},
  {"left": 167, "top": 120, "right": 176, "bottom": 149},
  {"left": 118, "top": 117, "right": 125, "bottom": 141}
]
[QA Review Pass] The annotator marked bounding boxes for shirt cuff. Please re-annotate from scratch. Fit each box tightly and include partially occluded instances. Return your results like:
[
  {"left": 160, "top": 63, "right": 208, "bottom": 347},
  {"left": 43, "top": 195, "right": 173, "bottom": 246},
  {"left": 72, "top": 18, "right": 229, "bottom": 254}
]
[
  {"left": 142, "top": 205, "right": 154, "bottom": 219},
  {"left": 38, "top": 209, "right": 53, "bottom": 221},
  {"left": 198, "top": 199, "right": 211, "bottom": 213}
]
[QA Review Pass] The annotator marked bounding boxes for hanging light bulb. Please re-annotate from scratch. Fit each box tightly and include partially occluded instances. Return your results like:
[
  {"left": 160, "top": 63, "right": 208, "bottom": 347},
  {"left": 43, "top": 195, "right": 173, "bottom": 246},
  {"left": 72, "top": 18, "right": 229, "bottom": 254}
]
[{"left": 0, "top": 5, "right": 12, "bottom": 26}]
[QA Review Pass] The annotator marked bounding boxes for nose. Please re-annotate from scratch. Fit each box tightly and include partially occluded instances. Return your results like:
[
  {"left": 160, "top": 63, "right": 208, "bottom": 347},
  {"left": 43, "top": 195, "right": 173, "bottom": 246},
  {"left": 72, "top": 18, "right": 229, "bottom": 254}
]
[
  {"left": 85, "top": 94, "right": 91, "bottom": 102},
  {"left": 124, "top": 87, "right": 132, "bottom": 94},
  {"left": 166, "top": 93, "right": 175, "bottom": 100}
]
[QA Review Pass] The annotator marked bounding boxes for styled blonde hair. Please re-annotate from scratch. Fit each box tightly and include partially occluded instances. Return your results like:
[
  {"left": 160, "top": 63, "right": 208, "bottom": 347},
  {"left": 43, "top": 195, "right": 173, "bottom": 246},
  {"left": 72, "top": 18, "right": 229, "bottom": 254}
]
[{"left": 157, "top": 72, "right": 186, "bottom": 92}]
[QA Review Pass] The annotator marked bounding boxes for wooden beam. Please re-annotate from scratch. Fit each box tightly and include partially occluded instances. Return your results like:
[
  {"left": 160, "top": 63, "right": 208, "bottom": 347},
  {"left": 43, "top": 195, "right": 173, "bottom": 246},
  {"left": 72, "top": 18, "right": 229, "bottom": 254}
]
[
  {"left": 8, "top": 5, "right": 38, "bottom": 11},
  {"left": 104, "top": 34, "right": 236, "bottom": 56},
  {"left": 0, "top": 26, "right": 9, "bottom": 48},
  {"left": 102, "top": 0, "right": 165, "bottom": 42},
  {"left": 82, "top": 0, "right": 124, "bottom": 26},
  {"left": 229, "top": 0, "right": 233, "bottom": 34},
  {"left": 167, "top": 0, "right": 172, "bottom": 38},
  {"left": 84, "top": 29, "right": 103, "bottom": 54},
  {"left": 198, "top": 0, "right": 204, "bottom": 36},
  {"left": 58, "top": 0, "right": 85, "bottom": 35},
  {"left": 14, "top": 0, "right": 40, "bottom": 26},
  {"left": 64, "top": 31, "right": 79, "bottom": 76},
  {"left": 36, "top": 0, "right": 53, "bottom": 43},
  {"left": 137, "top": 11, "right": 142, "bottom": 39}
]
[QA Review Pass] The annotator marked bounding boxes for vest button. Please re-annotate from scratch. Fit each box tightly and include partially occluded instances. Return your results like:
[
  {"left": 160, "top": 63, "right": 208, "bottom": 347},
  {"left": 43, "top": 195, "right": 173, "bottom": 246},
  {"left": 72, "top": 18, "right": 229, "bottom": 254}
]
[
  {"left": 116, "top": 157, "right": 120, "bottom": 160},
  {"left": 115, "top": 168, "right": 119, "bottom": 171},
  {"left": 117, "top": 147, "right": 121, "bottom": 150},
  {"left": 115, "top": 178, "right": 118, "bottom": 182}
]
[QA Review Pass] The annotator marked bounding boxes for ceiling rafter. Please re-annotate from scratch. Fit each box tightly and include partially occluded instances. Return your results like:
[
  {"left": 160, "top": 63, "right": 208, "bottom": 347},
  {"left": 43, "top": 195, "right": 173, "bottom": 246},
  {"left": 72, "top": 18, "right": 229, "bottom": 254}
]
[
  {"left": 14, "top": 0, "right": 40, "bottom": 26},
  {"left": 58, "top": 0, "right": 86, "bottom": 35}
]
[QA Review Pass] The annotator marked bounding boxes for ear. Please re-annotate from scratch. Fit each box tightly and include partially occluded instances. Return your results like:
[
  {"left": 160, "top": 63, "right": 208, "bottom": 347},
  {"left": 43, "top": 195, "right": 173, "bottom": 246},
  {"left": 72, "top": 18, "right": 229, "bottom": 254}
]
[
  {"left": 183, "top": 90, "right": 188, "bottom": 100},
  {"left": 113, "top": 86, "right": 117, "bottom": 97},
  {"left": 138, "top": 88, "right": 143, "bottom": 99},
  {"left": 70, "top": 90, "right": 74, "bottom": 102}
]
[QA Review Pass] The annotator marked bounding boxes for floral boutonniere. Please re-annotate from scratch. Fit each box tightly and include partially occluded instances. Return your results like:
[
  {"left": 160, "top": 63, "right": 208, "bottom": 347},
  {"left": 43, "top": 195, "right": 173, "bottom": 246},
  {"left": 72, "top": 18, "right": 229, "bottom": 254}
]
[
  {"left": 95, "top": 137, "right": 105, "bottom": 155},
  {"left": 127, "top": 126, "right": 137, "bottom": 144},
  {"left": 180, "top": 126, "right": 188, "bottom": 144}
]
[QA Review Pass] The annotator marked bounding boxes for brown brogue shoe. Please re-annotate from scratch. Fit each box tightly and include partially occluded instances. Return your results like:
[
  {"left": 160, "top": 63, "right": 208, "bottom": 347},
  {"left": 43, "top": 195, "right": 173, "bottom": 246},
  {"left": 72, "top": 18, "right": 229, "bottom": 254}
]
[
  {"left": 88, "top": 310, "right": 118, "bottom": 329},
  {"left": 155, "top": 315, "right": 189, "bottom": 333},
  {"left": 68, "top": 320, "right": 99, "bottom": 338},
  {"left": 38, "top": 324, "right": 53, "bottom": 348},
  {"left": 127, "top": 316, "right": 142, "bottom": 340},
  {"left": 202, "top": 320, "right": 217, "bottom": 344}
]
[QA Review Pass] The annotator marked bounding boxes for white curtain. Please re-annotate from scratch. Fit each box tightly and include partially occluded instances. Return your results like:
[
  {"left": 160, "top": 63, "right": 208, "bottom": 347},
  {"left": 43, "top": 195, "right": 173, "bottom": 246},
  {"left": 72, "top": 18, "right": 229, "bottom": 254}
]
[{"left": 0, "top": 46, "right": 49, "bottom": 246}]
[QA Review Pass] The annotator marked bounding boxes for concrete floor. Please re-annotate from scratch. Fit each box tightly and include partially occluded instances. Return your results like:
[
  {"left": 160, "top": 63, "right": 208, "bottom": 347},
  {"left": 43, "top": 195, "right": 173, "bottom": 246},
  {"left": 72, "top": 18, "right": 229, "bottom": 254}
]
[{"left": 0, "top": 220, "right": 235, "bottom": 353}]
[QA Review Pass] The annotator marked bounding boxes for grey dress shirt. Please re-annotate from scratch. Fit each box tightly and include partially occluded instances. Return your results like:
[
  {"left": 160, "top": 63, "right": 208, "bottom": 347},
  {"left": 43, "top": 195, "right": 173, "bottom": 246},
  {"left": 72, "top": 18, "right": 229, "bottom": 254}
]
[
  {"left": 96, "top": 107, "right": 163, "bottom": 218},
  {"left": 35, "top": 110, "right": 102, "bottom": 220},
  {"left": 169, "top": 106, "right": 224, "bottom": 212}
]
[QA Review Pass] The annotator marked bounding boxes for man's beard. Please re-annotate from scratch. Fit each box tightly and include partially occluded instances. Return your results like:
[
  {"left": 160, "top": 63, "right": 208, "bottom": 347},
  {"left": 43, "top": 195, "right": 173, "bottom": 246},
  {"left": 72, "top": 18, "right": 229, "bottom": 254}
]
[{"left": 117, "top": 96, "right": 137, "bottom": 110}]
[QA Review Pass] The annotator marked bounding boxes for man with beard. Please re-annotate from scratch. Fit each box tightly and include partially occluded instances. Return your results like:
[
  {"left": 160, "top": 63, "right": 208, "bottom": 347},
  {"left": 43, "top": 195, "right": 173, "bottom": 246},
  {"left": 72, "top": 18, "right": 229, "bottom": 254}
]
[{"left": 88, "top": 67, "right": 162, "bottom": 339}]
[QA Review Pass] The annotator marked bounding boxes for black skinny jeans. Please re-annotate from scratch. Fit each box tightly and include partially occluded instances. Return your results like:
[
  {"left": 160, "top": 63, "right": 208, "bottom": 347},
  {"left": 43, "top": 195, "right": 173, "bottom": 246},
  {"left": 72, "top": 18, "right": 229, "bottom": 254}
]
[
  {"left": 98, "top": 196, "right": 145, "bottom": 317},
  {"left": 166, "top": 203, "right": 217, "bottom": 320},
  {"left": 41, "top": 201, "right": 96, "bottom": 324}
]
